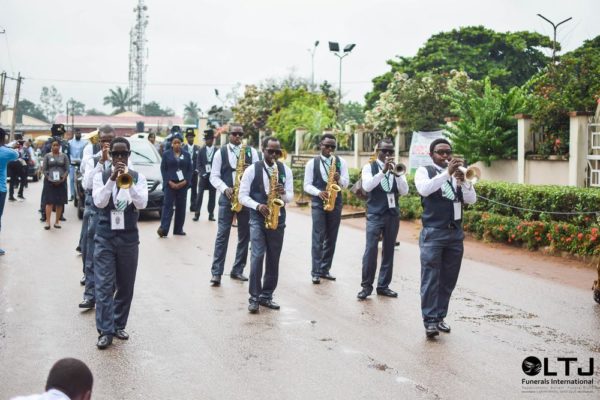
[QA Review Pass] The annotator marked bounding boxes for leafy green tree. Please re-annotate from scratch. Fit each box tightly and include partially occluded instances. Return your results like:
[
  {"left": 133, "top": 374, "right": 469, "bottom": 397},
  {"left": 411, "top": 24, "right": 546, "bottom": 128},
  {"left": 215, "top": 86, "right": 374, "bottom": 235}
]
[
  {"left": 143, "top": 101, "right": 174, "bottom": 117},
  {"left": 67, "top": 98, "right": 86, "bottom": 116},
  {"left": 444, "top": 78, "right": 528, "bottom": 166},
  {"left": 232, "top": 85, "right": 274, "bottom": 139},
  {"left": 16, "top": 99, "right": 47, "bottom": 122},
  {"left": 85, "top": 108, "right": 107, "bottom": 116},
  {"left": 267, "top": 89, "right": 335, "bottom": 151},
  {"left": 183, "top": 101, "right": 201, "bottom": 124},
  {"left": 39, "top": 86, "right": 63, "bottom": 122},
  {"left": 103, "top": 87, "right": 139, "bottom": 114},
  {"left": 365, "top": 26, "right": 553, "bottom": 108},
  {"left": 526, "top": 35, "right": 600, "bottom": 153},
  {"left": 340, "top": 101, "right": 365, "bottom": 126}
]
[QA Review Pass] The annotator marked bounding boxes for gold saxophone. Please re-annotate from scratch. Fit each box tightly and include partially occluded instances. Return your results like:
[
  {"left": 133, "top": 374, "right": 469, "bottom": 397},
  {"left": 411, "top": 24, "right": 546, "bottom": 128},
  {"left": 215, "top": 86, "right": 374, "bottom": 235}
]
[
  {"left": 323, "top": 155, "right": 341, "bottom": 212},
  {"left": 265, "top": 162, "right": 285, "bottom": 230},
  {"left": 230, "top": 143, "right": 247, "bottom": 212}
]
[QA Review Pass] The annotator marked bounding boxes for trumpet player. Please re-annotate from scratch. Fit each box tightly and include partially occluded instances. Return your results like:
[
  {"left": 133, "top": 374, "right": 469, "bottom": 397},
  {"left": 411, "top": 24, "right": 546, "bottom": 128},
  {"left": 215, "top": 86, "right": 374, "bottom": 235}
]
[
  {"left": 357, "top": 139, "right": 409, "bottom": 300},
  {"left": 208, "top": 125, "right": 259, "bottom": 285},
  {"left": 239, "top": 137, "right": 294, "bottom": 313},
  {"left": 303, "top": 134, "right": 349, "bottom": 284},
  {"left": 92, "top": 137, "right": 147, "bottom": 349},
  {"left": 414, "top": 138, "right": 476, "bottom": 339}
]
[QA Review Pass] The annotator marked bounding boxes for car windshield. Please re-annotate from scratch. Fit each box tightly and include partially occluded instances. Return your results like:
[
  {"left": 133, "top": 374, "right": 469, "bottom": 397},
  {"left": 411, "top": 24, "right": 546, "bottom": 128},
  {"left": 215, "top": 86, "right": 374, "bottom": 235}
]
[{"left": 129, "top": 139, "right": 160, "bottom": 164}]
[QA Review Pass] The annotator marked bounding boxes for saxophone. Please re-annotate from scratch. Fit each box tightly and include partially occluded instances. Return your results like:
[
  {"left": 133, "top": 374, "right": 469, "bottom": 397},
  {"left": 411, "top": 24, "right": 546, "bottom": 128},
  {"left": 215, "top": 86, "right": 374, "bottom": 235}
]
[
  {"left": 230, "top": 143, "right": 247, "bottom": 212},
  {"left": 265, "top": 162, "right": 285, "bottom": 230},
  {"left": 323, "top": 155, "right": 341, "bottom": 212}
]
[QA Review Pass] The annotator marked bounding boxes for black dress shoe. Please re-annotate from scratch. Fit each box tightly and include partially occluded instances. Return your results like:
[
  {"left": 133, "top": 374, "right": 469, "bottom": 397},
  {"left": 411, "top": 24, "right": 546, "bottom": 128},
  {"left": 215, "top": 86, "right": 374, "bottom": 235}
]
[
  {"left": 437, "top": 320, "right": 451, "bottom": 333},
  {"left": 78, "top": 299, "right": 95, "bottom": 309},
  {"left": 8, "top": 196, "right": 16, "bottom": 201},
  {"left": 425, "top": 323, "right": 439, "bottom": 338},
  {"left": 320, "top": 272, "right": 336, "bottom": 281},
  {"left": 210, "top": 275, "right": 221, "bottom": 286},
  {"left": 79, "top": 275, "right": 86, "bottom": 286},
  {"left": 76, "top": 245, "right": 81, "bottom": 252},
  {"left": 60, "top": 216, "right": 66, "bottom": 221},
  {"left": 357, "top": 289, "right": 371, "bottom": 300},
  {"left": 157, "top": 227, "right": 167, "bottom": 238},
  {"left": 259, "top": 299, "right": 280, "bottom": 310},
  {"left": 96, "top": 334, "right": 113, "bottom": 349},
  {"left": 376, "top": 288, "right": 398, "bottom": 297},
  {"left": 312, "top": 276, "right": 321, "bottom": 284},
  {"left": 193, "top": 213, "right": 200, "bottom": 221},
  {"left": 230, "top": 273, "right": 248, "bottom": 281},
  {"left": 248, "top": 301, "right": 259, "bottom": 313},
  {"left": 173, "top": 231, "right": 187, "bottom": 236},
  {"left": 114, "top": 329, "right": 129, "bottom": 340},
  {"left": 40, "top": 216, "right": 46, "bottom": 222},
  {"left": 208, "top": 214, "right": 216, "bottom": 221}
]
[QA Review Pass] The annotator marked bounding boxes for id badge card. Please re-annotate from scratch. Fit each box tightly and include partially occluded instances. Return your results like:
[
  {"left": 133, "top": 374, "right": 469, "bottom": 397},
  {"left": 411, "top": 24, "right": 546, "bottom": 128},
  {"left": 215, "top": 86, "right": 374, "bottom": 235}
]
[
  {"left": 453, "top": 202, "right": 462, "bottom": 220},
  {"left": 176, "top": 169, "right": 184, "bottom": 181},
  {"left": 205, "top": 164, "right": 212, "bottom": 173},
  {"left": 52, "top": 171, "right": 60, "bottom": 181},
  {"left": 387, "top": 193, "right": 396, "bottom": 208},
  {"left": 111, "top": 210, "right": 125, "bottom": 230}
]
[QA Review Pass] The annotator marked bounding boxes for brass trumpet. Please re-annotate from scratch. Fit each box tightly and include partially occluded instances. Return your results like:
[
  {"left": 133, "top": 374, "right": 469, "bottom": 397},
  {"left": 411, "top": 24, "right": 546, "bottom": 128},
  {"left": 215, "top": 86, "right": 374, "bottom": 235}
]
[{"left": 117, "top": 167, "right": 133, "bottom": 189}]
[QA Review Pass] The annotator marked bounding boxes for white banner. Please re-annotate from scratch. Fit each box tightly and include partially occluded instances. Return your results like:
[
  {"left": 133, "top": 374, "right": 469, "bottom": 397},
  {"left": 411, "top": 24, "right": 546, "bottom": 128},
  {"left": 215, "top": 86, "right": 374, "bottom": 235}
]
[{"left": 408, "top": 130, "right": 446, "bottom": 173}]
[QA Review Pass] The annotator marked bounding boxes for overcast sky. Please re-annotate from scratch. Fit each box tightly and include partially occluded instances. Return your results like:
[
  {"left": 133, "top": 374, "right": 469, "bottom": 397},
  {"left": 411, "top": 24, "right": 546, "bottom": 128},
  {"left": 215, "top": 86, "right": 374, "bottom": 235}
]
[{"left": 1, "top": 0, "right": 598, "bottom": 118}]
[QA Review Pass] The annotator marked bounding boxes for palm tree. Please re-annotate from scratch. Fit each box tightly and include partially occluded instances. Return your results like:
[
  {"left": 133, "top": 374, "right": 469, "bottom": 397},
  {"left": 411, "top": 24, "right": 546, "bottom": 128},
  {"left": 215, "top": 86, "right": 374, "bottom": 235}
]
[
  {"left": 103, "top": 87, "right": 139, "bottom": 114},
  {"left": 183, "top": 101, "right": 201, "bottom": 124}
]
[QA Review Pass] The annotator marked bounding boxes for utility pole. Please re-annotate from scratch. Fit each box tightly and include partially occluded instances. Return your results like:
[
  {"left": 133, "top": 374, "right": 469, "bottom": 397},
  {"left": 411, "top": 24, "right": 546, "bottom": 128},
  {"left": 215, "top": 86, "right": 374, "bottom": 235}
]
[
  {"left": 0, "top": 72, "right": 6, "bottom": 120},
  {"left": 308, "top": 41, "right": 319, "bottom": 91},
  {"left": 10, "top": 73, "right": 22, "bottom": 141},
  {"left": 537, "top": 14, "right": 572, "bottom": 64}
]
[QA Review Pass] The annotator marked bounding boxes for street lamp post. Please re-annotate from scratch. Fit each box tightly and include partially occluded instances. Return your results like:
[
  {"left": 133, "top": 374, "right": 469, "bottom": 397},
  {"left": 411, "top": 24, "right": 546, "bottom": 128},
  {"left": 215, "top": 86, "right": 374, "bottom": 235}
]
[
  {"left": 537, "top": 14, "right": 572, "bottom": 64},
  {"left": 328, "top": 42, "right": 356, "bottom": 119},
  {"left": 308, "top": 40, "right": 319, "bottom": 90}
]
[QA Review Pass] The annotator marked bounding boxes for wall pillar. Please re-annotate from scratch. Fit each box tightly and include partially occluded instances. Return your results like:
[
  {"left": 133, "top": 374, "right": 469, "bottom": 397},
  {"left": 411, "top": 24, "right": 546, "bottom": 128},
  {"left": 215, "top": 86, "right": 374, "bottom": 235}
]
[
  {"left": 294, "top": 127, "right": 306, "bottom": 155},
  {"left": 220, "top": 132, "right": 228, "bottom": 147},
  {"left": 568, "top": 111, "right": 593, "bottom": 187},
  {"left": 354, "top": 130, "right": 363, "bottom": 169},
  {"left": 515, "top": 114, "right": 532, "bottom": 184}
]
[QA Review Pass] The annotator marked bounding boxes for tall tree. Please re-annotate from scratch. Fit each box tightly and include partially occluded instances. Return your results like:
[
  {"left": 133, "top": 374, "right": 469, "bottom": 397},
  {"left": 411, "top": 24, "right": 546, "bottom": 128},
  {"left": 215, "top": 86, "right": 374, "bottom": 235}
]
[
  {"left": 143, "top": 101, "right": 175, "bottom": 117},
  {"left": 103, "top": 87, "right": 139, "bottom": 114},
  {"left": 85, "top": 108, "right": 107, "bottom": 116},
  {"left": 365, "top": 26, "right": 553, "bottom": 108},
  {"left": 16, "top": 99, "right": 47, "bottom": 123},
  {"left": 183, "top": 101, "right": 201, "bottom": 124},
  {"left": 39, "top": 86, "right": 63, "bottom": 122},
  {"left": 67, "top": 98, "right": 86, "bottom": 116}
]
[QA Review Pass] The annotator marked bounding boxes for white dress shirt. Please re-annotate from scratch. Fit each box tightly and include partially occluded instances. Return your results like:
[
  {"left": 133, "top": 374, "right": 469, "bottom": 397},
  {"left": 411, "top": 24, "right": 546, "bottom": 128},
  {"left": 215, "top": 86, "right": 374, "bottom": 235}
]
[
  {"left": 93, "top": 167, "right": 148, "bottom": 210},
  {"left": 239, "top": 161, "right": 294, "bottom": 210},
  {"left": 209, "top": 144, "right": 259, "bottom": 194},
  {"left": 11, "top": 389, "right": 70, "bottom": 400},
  {"left": 361, "top": 159, "right": 409, "bottom": 195},
  {"left": 414, "top": 164, "right": 476, "bottom": 204},
  {"left": 80, "top": 142, "right": 95, "bottom": 173},
  {"left": 82, "top": 154, "right": 134, "bottom": 191},
  {"left": 303, "top": 155, "right": 350, "bottom": 196}
]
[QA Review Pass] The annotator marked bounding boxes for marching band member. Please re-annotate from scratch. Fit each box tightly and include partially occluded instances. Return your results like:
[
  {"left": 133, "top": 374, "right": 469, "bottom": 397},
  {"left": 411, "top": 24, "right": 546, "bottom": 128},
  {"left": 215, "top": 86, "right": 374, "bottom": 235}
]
[
  {"left": 92, "top": 137, "right": 147, "bottom": 349},
  {"left": 208, "top": 124, "right": 259, "bottom": 285},
  {"left": 193, "top": 129, "right": 217, "bottom": 221},
  {"left": 183, "top": 128, "right": 201, "bottom": 213},
  {"left": 357, "top": 139, "right": 409, "bottom": 300},
  {"left": 303, "top": 133, "right": 349, "bottom": 284},
  {"left": 239, "top": 136, "right": 294, "bottom": 313},
  {"left": 414, "top": 138, "right": 476, "bottom": 338}
]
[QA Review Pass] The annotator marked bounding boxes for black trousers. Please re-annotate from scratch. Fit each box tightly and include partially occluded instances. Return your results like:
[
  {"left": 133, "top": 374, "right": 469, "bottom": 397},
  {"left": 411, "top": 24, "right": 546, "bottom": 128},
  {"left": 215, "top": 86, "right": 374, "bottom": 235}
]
[
  {"left": 189, "top": 172, "right": 198, "bottom": 211},
  {"left": 8, "top": 161, "right": 26, "bottom": 198},
  {"left": 195, "top": 176, "right": 216, "bottom": 215}
]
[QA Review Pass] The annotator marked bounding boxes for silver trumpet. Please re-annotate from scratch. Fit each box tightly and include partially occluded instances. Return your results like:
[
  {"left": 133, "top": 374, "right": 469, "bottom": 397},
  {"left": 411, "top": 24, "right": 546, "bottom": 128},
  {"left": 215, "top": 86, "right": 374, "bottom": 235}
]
[
  {"left": 445, "top": 158, "right": 481, "bottom": 184},
  {"left": 385, "top": 157, "right": 406, "bottom": 177}
]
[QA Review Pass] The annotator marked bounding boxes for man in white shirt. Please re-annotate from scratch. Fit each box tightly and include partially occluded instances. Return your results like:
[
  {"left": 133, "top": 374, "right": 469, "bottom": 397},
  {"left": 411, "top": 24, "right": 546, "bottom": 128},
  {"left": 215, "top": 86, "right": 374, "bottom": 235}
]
[
  {"left": 92, "top": 137, "right": 148, "bottom": 349},
  {"left": 414, "top": 138, "right": 476, "bottom": 338},
  {"left": 68, "top": 129, "right": 88, "bottom": 201},
  {"left": 10, "top": 358, "right": 93, "bottom": 400},
  {"left": 303, "top": 133, "right": 350, "bottom": 284},
  {"left": 239, "top": 136, "right": 294, "bottom": 313},
  {"left": 358, "top": 139, "right": 409, "bottom": 300},
  {"left": 208, "top": 124, "right": 259, "bottom": 285}
]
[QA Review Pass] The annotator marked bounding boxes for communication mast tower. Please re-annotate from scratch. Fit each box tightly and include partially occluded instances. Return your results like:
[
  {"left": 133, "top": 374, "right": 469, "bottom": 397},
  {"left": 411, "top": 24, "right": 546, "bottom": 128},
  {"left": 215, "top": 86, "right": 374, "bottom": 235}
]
[{"left": 127, "top": 0, "right": 148, "bottom": 113}]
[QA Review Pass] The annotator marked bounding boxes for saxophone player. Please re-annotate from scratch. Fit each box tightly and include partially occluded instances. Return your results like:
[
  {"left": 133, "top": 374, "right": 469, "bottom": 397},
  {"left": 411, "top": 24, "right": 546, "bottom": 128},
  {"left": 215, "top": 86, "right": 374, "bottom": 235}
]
[
  {"left": 357, "top": 139, "right": 409, "bottom": 300},
  {"left": 208, "top": 124, "right": 259, "bottom": 285},
  {"left": 303, "top": 134, "right": 349, "bottom": 284},
  {"left": 239, "top": 136, "right": 294, "bottom": 313}
]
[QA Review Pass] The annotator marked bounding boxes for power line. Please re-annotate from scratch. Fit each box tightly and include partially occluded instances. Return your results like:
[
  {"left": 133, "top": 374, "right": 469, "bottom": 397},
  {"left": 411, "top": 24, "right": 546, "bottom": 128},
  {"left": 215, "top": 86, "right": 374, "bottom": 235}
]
[{"left": 476, "top": 194, "right": 600, "bottom": 216}]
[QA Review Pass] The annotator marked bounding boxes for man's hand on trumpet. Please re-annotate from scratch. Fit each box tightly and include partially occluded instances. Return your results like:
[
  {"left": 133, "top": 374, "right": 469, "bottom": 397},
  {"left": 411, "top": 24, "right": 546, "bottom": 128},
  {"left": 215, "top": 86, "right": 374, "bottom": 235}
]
[
  {"left": 110, "top": 162, "right": 127, "bottom": 182},
  {"left": 446, "top": 157, "right": 464, "bottom": 176},
  {"left": 383, "top": 156, "right": 395, "bottom": 173}
]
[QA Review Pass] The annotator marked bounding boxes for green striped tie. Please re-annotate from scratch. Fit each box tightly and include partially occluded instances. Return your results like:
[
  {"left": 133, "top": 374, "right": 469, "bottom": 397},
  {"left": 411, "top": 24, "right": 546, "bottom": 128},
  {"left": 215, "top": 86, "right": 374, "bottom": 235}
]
[
  {"left": 381, "top": 172, "right": 391, "bottom": 192},
  {"left": 442, "top": 181, "right": 455, "bottom": 201}
]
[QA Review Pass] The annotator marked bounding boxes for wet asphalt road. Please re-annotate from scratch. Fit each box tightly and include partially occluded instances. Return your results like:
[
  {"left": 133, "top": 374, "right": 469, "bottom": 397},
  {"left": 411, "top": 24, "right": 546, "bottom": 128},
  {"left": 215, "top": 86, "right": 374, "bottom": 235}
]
[{"left": 1, "top": 182, "right": 599, "bottom": 399}]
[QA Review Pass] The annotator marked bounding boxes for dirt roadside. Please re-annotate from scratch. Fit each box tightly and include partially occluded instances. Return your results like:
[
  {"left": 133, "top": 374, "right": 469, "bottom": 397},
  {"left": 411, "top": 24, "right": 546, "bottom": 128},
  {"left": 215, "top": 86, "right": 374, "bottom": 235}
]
[{"left": 289, "top": 204, "right": 598, "bottom": 292}]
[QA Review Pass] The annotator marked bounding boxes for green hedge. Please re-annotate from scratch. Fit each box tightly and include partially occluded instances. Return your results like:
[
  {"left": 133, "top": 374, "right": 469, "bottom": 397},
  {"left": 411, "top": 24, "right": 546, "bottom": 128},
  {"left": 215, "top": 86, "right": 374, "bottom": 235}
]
[
  {"left": 463, "top": 211, "right": 600, "bottom": 256},
  {"left": 469, "top": 181, "right": 600, "bottom": 226}
]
